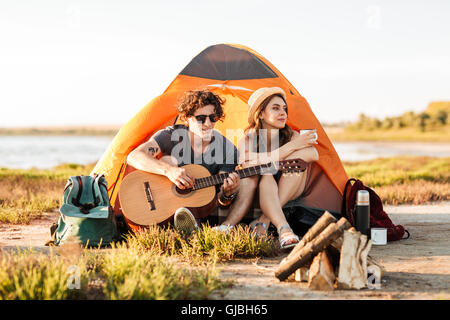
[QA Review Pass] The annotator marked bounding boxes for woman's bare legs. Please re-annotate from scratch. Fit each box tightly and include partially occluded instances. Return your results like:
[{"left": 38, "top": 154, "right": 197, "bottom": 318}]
[
  {"left": 256, "top": 147, "right": 319, "bottom": 234},
  {"left": 221, "top": 146, "right": 318, "bottom": 239},
  {"left": 258, "top": 174, "right": 288, "bottom": 229}
]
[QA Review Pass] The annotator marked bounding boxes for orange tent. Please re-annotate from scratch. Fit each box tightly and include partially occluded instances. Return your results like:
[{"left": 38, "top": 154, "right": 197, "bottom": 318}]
[{"left": 92, "top": 43, "right": 348, "bottom": 216}]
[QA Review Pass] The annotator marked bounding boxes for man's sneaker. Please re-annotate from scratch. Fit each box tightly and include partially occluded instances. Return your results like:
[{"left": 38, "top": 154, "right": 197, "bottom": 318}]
[{"left": 174, "top": 207, "right": 198, "bottom": 235}]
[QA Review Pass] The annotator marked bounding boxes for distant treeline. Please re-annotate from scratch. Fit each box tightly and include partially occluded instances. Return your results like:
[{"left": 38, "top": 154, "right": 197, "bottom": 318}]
[
  {"left": 346, "top": 101, "right": 450, "bottom": 132},
  {"left": 0, "top": 126, "right": 121, "bottom": 136}
]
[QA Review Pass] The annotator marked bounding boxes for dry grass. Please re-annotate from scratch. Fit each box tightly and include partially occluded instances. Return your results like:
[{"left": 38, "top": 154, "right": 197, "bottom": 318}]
[
  {"left": 328, "top": 127, "right": 450, "bottom": 142},
  {"left": 374, "top": 180, "right": 450, "bottom": 205},
  {"left": 0, "top": 164, "right": 94, "bottom": 224},
  {"left": 0, "top": 175, "right": 62, "bottom": 223},
  {"left": 343, "top": 156, "right": 449, "bottom": 186},
  {"left": 343, "top": 156, "right": 450, "bottom": 205}
]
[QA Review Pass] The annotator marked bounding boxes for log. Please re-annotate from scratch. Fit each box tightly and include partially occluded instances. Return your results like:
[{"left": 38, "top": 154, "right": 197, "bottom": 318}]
[
  {"left": 360, "top": 238, "right": 372, "bottom": 280},
  {"left": 337, "top": 229, "right": 372, "bottom": 289},
  {"left": 294, "top": 267, "right": 309, "bottom": 282},
  {"left": 329, "top": 227, "right": 355, "bottom": 252},
  {"left": 308, "top": 251, "right": 336, "bottom": 291},
  {"left": 328, "top": 227, "right": 358, "bottom": 274},
  {"left": 275, "top": 218, "right": 352, "bottom": 281},
  {"left": 285, "top": 211, "right": 337, "bottom": 262}
]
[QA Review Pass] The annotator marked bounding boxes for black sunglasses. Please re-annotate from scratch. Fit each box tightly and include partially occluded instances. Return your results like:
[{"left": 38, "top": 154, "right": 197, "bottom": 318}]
[{"left": 194, "top": 114, "right": 219, "bottom": 124}]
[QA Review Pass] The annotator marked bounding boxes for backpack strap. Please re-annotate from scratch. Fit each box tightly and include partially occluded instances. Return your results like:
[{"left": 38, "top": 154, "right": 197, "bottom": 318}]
[
  {"left": 93, "top": 173, "right": 108, "bottom": 206},
  {"left": 341, "top": 178, "right": 357, "bottom": 223},
  {"left": 91, "top": 175, "right": 101, "bottom": 207},
  {"left": 404, "top": 229, "right": 410, "bottom": 239},
  {"left": 73, "top": 176, "right": 97, "bottom": 214},
  {"left": 45, "top": 219, "right": 60, "bottom": 246},
  {"left": 67, "top": 176, "right": 83, "bottom": 207}
]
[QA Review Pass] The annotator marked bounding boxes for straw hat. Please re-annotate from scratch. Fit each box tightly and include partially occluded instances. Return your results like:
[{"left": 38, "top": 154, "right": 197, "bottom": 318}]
[{"left": 247, "top": 87, "right": 286, "bottom": 123}]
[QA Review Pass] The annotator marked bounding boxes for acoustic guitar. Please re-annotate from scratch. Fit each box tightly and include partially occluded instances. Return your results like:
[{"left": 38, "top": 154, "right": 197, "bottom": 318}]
[{"left": 118, "top": 158, "right": 307, "bottom": 227}]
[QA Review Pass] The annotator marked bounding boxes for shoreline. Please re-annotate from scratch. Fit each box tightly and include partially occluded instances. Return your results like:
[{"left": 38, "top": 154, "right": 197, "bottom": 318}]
[{"left": 1, "top": 125, "right": 449, "bottom": 142}]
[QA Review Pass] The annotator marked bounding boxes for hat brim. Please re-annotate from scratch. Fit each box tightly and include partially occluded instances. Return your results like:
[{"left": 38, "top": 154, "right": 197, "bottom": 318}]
[
  {"left": 60, "top": 204, "right": 109, "bottom": 219},
  {"left": 247, "top": 87, "right": 287, "bottom": 123}
]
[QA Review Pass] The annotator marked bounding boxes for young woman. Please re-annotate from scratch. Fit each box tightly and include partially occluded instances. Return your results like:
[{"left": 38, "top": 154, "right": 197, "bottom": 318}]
[{"left": 220, "top": 87, "right": 319, "bottom": 249}]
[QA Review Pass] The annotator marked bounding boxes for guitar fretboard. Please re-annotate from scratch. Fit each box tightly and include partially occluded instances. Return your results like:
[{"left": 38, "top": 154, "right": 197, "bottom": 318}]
[{"left": 193, "top": 162, "right": 273, "bottom": 190}]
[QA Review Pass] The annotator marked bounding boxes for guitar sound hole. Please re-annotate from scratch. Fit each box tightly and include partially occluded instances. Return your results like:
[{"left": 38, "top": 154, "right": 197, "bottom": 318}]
[{"left": 175, "top": 186, "right": 193, "bottom": 195}]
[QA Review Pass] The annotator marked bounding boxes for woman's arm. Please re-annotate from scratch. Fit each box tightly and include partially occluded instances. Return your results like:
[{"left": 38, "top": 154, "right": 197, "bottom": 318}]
[{"left": 238, "top": 131, "right": 318, "bottom": 167}]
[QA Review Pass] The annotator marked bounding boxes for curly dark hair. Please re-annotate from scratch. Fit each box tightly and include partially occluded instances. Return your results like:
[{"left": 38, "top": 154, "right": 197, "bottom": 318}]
[{"left": 177, "top": 89, "right": 226, "bottom": 121}]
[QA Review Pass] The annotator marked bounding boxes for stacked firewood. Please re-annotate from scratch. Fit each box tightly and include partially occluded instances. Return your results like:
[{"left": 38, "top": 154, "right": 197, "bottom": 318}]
[{"left": 275, "top": 211, "right": 384, "bottom": 290}]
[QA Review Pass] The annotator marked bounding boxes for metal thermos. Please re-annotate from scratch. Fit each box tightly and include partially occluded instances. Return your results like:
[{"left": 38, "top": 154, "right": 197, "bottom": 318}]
[{"left": 355, "top": 190, "right": 370, "bottom": 237}]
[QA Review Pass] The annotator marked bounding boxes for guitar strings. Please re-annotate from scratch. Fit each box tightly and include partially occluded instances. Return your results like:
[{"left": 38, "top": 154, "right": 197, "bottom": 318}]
[
  {"left": 192, "top": 164, "right": 270, "bottom": 190},
  {"left": 191, "top": 159, "right": 306, "bottom": 190}
]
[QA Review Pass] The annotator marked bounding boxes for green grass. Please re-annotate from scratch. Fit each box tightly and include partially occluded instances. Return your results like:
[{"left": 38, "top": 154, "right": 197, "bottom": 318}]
[
  {"left": 0, "top": 222, "right": 278, "bottom": 300},
  {"left": 0, "top": 195, "right": 278, "bottom": 299},
  {"left": 124, "top": 224, "right": 277, "bottom": 264},
  {"left": 0, "top": 225, "right": 276, "bottom": 300},
  {"left": 99, "top": 243, "right": 228, "bottom": 300},
  {"left": 0, "top": 244, "right": 229, "bottom": 300},
  {"left": 0, "top": 248, "right": 90, "bottom": 300}
]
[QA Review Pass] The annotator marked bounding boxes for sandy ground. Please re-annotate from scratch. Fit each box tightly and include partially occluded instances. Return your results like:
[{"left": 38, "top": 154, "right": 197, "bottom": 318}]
[{"left": 1, "top": 202, "right": 449, "bottom": 300}]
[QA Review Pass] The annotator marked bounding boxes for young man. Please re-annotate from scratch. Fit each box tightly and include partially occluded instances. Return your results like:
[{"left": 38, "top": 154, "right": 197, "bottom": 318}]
[{"left": 127, "top": 89, "right": 240, "bottom": 233}]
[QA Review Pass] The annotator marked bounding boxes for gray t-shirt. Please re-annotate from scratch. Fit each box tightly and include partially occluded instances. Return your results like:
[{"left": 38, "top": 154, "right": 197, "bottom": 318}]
[{"left": 153, "top": 125, "right": 239, "bottom": 175}]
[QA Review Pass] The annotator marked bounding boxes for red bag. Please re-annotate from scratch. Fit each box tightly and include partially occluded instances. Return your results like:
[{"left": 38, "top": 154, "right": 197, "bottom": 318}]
[{"left": 342, "top": 178, "right": 410, "bottom": 242}]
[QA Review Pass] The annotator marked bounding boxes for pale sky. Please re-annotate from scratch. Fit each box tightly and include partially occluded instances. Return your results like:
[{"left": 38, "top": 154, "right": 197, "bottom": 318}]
[{"left": 1, "top": 0, "right": 449, "bottom": 127}]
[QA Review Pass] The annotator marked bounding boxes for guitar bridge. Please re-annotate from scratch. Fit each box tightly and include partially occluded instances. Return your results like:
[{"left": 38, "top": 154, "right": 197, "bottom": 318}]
[{"left": 144, "top": 182, "right": 156, "bottom": 211}]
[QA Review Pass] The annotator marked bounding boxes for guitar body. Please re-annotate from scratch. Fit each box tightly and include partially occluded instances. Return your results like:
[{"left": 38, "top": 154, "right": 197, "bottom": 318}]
[
  {"left": 117, "top": 157, "right": 307, "bottom": 230},
  {"left": 118, "top": 164, "right": 216, "bottom": 227}
]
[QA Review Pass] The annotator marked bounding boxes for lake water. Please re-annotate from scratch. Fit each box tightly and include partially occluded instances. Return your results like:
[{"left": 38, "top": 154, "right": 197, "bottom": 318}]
[
  {"left": 0, "top": 136, "right": 112, "bottom": 169},
  {"left": 1, "top": 135, "right": 450, "bottom": 169}
]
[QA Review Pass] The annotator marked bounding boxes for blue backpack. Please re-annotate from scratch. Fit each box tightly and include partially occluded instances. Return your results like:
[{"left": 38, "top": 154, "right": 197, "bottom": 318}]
[{"left": 49, "top": 174, "right": 118, "bottom": 247}]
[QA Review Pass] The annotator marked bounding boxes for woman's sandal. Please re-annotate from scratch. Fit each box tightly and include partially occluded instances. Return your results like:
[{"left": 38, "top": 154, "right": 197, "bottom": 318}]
[
  {"left": 249, "top": 219, "right": 268, "bottom": 238},
  {"left": 212, "top": 224, "right": 233, "bottom": 235},
  {"left": 278, "top": 224, "right": 299, "bottom": 251}
]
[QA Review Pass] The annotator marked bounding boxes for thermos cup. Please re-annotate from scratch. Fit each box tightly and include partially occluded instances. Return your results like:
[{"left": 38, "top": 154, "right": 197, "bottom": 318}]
[
  {"left": 371, "top": 228, "right": 387, "bottom": 245},
  {"left": 355, "top": 190, "right": 370, "bottom": 237}
]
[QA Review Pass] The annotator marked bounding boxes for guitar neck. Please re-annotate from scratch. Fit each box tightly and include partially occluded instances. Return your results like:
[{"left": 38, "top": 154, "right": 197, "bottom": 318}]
[{"left": 193, "top": 162, "right": 273, "bottom": 190}]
